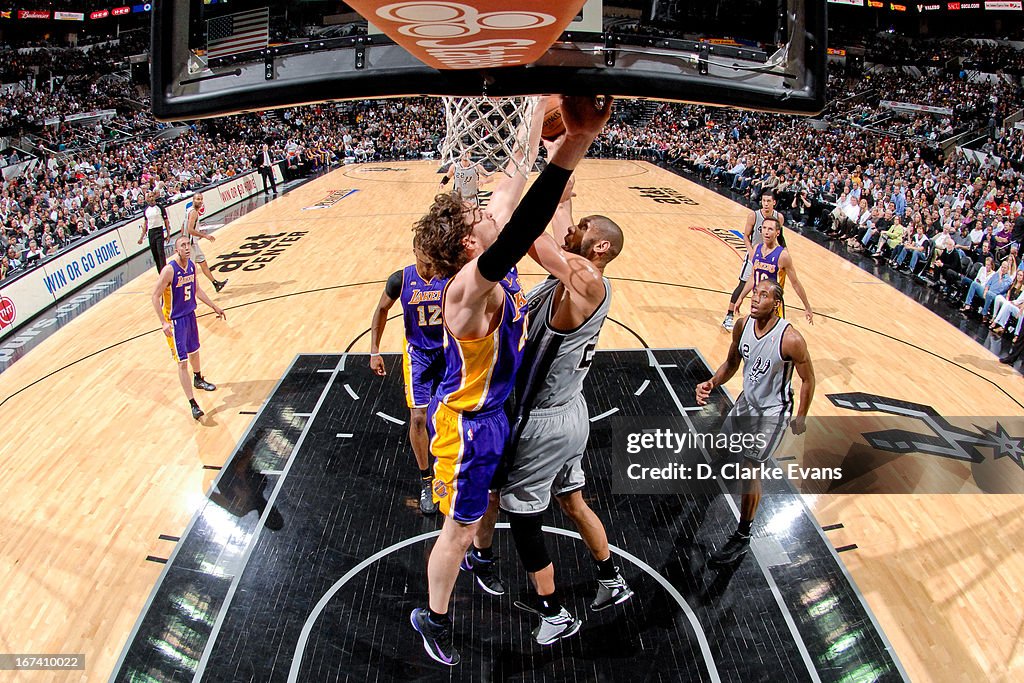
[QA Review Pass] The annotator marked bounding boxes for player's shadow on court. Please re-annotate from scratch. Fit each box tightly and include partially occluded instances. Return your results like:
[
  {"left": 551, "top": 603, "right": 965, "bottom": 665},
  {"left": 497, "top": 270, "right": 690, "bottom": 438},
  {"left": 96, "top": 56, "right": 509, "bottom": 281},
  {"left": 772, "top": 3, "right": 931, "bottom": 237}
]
[
  {"left": 648, "top": 493, "right": 744, "bottom": 601},
  {"left": 812, "top": 356, "right": 857, "bottom": 383},
  {"left": 194, "top": 378, "right": 279, "bottom": 422},
  {"left": 207, "top": 427, "right": 285, "bottom": 531},
  {"left": 952, "top": 351, "right": 1014, "bottom": 375},
  {"left": 203, "top": 278, "right": 300, "bottom": 301}
]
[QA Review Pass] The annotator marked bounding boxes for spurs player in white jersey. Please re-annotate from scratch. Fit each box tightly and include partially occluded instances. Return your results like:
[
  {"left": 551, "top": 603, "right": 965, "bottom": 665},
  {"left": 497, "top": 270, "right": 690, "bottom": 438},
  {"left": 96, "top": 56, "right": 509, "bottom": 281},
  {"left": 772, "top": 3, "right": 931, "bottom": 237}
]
[
  {"left": 184, "top": 193, "right": 227, "bottom": 293},
  {"left": 697, "top": 280, "right": 815, "bottom": 566},
  {"left": 467, "top": 174, "right": 631, "bottom": 646},
  {"left": 722, "top": 190, "right": 786, "bottom": 330},
  {"left": 440, "top": 153, "right": 493, "bottom": 206}
]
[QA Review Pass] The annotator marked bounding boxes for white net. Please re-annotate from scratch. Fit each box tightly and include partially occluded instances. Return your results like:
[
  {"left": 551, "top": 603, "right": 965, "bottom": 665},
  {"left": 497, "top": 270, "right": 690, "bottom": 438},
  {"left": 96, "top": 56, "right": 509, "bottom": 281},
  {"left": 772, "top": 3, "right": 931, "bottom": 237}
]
[{"left": 440, "top": 96, "right": 540, "bottom": 178}]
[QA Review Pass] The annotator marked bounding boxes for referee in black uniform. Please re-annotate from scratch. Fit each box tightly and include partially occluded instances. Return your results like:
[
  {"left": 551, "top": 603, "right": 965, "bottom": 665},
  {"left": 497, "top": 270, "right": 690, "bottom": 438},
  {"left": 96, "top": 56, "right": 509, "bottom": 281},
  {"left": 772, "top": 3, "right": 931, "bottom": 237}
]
[{"left": 138, "top": 191, "right": 170, "bottom": 273}]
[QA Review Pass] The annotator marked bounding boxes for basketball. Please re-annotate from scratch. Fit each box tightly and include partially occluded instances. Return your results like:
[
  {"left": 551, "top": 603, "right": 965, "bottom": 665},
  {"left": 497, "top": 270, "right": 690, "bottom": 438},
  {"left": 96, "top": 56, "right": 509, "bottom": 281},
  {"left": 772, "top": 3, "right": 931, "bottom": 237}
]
[{"left": 541, "top": 100, "right": 565, "bottom": 141}]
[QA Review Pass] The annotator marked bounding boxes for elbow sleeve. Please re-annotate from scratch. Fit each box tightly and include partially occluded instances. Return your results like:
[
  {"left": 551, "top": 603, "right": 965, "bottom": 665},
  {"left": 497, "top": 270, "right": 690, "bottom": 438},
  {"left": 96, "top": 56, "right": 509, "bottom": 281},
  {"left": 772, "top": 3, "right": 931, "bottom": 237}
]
[{"left": 477, "top": 163, "right": 572, "bottom": 282}]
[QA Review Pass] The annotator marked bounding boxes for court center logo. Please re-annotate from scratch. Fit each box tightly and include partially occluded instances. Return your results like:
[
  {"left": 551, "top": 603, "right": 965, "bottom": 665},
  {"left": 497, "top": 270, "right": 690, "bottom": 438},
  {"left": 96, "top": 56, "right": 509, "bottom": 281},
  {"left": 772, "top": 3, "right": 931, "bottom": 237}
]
[
  {"left": 829, "top": 392, "right": 1024, "bottom": 469},
  {"left": 629, "top": 186, "right": 699, "bottom": 205},
  {"left": 0, "top": 295, "right": 16, "bottom": 331}
]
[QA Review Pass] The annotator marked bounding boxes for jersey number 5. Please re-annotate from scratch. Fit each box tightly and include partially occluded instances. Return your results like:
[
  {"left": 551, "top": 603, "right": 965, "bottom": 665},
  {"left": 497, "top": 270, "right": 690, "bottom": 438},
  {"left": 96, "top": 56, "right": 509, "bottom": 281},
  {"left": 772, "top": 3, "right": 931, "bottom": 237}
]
[{"left": 416, "top": 304, "right": 441, "bottom": 326}]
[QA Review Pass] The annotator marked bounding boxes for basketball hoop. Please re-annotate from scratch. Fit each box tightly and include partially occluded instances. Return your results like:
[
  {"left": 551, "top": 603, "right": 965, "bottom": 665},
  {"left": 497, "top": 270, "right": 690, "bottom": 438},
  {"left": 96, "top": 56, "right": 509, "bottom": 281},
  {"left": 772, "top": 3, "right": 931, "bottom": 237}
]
[{"left": 440, "top": 95, "right": 540, "bottom": 178}]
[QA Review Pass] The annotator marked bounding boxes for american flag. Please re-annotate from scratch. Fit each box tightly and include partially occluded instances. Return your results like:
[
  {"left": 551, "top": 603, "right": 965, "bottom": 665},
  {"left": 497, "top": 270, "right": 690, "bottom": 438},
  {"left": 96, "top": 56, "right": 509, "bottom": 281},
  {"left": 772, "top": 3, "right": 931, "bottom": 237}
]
[{"left": 206, "top": 8, "right": 269, "bottom": 59}]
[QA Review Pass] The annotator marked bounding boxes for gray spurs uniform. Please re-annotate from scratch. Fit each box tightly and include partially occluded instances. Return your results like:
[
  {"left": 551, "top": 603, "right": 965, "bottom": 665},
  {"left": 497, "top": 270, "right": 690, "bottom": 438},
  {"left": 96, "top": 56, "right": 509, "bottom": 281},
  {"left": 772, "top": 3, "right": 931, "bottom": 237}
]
[
  {"left": 453, "top": 163, "right": 481, "bottom": 205},
  {"left": 186, "top": 206, "right": 207, "bottom": 263},
  {"left": 739, "top": 209, "right": 783, "bottom": 281},
  {"left": 499, "top": 276, "right": 612, "bottom": 514},
  {"left": 724, "top": 315, "right": 794, "bottom": 462}
]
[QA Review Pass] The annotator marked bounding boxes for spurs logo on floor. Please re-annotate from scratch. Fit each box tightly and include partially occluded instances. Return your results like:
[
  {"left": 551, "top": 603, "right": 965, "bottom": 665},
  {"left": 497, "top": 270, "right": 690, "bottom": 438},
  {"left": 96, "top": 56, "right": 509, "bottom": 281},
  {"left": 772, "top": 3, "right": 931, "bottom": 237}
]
[
  {"left": 829, "top": 392, "right": 1024, "bottom": 468},
  {"left": 688, "top": 226, "right": 746, "bottom": 255},
  {"left": 303, "top": 189, "right": 357, "bottom": 211}
]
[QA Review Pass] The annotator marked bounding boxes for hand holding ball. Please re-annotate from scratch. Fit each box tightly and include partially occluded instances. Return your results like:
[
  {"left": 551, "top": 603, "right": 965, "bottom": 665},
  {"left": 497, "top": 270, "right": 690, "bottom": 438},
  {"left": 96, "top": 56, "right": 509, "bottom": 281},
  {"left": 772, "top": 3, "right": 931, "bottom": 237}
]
[{"left": 541, "top": 99, "right": 566, "bottom": 141}]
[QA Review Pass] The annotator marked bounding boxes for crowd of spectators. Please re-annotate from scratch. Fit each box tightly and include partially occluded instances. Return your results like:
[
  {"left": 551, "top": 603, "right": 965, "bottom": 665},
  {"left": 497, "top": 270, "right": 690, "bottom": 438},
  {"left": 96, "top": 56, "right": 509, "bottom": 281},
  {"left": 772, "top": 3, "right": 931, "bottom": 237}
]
[
  {"left": 5, "top": 28, "right": 1024, "bottom": 350},
  {"left": 854, "top": 34, "right": 1024, "bottom": 75},
  {"left": 0, "top": 95, "right": 448, "bottom": 281},
  {"left": 593, "top": 104, "right": 1024, "bottom": 339},
  {"left": 584, "top": 51, "right": 1024, "bottom": 340}
]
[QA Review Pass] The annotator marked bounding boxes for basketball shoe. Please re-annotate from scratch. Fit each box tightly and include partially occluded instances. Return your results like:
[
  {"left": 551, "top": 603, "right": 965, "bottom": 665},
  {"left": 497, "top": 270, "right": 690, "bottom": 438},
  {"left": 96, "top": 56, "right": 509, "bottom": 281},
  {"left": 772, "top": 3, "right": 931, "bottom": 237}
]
[
  {"left": 722, "top": 313, "right": 735, "bottom": 331},
  {"left": 460, "top": 548, "right": 505, "bottom": 595},
  {"left": 709, "top": 531, "right": 750, "bottom": 565},
  {"left": 194, "top": 376, "right": 217, "bottom": 391},
  {"left": 533, "top": 607, "right": 582, "bottom": 646},
  {"left": 213, "top": 279, "right": 228, "bottom": 293},
  {"left": 410, "top": 608, "right": 459, "bottom": 666},
  {"left": 419, "top": 479, "right": 437, "bottom": 515},
  {"left": 590, "top": 570, "right": 634, "bottom": 611}
]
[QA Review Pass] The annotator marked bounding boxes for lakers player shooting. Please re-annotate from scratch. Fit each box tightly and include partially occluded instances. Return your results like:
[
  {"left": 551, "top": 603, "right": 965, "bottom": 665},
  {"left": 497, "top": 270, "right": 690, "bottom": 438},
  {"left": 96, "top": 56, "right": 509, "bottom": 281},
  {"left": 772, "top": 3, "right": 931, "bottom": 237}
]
[
  {"left": 369, "top": 245, "right": 446, "bottom": 515},
  {"left": 697, "top": 280, "right": 815, "bottom": 565},
  {"left": 408, "top": 95, "right": 612, "bottom": 668}
]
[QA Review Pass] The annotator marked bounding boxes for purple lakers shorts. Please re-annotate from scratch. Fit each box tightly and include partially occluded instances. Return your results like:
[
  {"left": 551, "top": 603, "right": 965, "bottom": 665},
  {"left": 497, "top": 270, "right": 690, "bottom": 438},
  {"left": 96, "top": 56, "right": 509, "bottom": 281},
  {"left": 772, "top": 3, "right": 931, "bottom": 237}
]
[
  {"left": 427, "top": 399, "right": 508, "bottom": 523},
  {"left": 403, "top": 344, "right": 444, "bottom": 409},
  {"left": 166, "top": 313, "right": 200, "bottom": 362}
]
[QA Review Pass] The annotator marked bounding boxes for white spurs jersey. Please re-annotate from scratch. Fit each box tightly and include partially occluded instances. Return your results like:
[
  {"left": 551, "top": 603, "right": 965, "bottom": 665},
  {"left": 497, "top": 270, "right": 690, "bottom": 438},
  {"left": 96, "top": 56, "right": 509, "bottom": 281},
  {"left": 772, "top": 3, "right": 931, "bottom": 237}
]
[
  {"left": 453, "top": 163, "right": 480, "bottom": 200},
  {"left": 738, "top": 316, "right": 793, "bottom": 412},
  {"left": 515, "top": 276, "right": 611, "bottom": 413},
  {"left": 751, "top": 208, "right": 782, "bottom": 250}
]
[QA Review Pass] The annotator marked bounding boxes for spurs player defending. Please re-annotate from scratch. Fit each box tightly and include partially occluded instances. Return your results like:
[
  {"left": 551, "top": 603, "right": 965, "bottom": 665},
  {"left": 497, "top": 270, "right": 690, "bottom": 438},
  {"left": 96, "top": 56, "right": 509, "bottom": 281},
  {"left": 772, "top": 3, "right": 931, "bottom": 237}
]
[
  {"left": 470, "top": 170, "right": 632, "bottom": 647},
  {"left": 408, "top": 96, "right": 612, "bottom": 667},
  {"left": 697, "top": 280, "right": 815, "bottom": 565}
]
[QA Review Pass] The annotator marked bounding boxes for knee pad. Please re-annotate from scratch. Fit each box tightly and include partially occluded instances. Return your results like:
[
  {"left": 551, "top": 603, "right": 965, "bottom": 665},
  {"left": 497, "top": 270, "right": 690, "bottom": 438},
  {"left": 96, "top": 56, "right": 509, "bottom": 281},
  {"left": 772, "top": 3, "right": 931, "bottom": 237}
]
[{"left": 508, "top": 513, "right": 550, "bottom": 573}]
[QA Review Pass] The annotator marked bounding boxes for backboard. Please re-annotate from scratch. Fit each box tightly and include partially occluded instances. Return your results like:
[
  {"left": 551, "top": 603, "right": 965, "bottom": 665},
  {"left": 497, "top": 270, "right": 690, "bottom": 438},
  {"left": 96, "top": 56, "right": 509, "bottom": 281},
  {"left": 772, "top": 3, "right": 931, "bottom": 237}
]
[{"left": 152, "top": 0, "right": 827, "bottom": 121}]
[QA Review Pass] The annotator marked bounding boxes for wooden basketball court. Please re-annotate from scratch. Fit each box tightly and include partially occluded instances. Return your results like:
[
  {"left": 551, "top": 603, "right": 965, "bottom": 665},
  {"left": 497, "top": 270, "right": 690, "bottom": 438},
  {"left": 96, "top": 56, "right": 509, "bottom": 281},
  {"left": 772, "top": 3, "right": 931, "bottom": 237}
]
[{"left": 1, "top": 160, "right": 1022, "bottom": 681}]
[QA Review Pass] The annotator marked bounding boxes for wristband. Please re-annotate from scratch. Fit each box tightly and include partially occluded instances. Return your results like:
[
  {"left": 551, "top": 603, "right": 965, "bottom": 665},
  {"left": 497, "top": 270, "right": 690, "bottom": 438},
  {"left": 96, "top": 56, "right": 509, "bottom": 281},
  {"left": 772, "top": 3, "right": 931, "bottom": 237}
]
[
  {"left": 440, "top": 175, "right": 450, "bottom": 186},
  {"left": 370, "top": 352, "right": 382, "bottom": 357}
]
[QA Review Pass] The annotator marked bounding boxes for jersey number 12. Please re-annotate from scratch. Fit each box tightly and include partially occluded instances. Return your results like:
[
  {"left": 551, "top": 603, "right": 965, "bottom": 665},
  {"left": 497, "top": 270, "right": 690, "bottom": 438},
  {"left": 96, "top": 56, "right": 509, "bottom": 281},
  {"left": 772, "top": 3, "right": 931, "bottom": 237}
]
[{"left": 417, "top": 304, "right": 441, "bottom": 326}]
